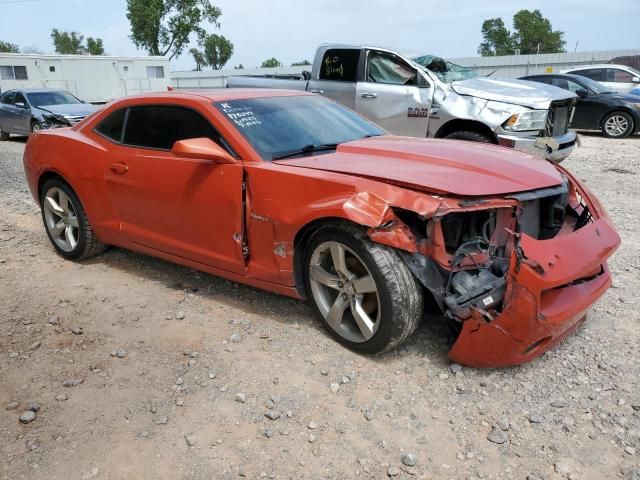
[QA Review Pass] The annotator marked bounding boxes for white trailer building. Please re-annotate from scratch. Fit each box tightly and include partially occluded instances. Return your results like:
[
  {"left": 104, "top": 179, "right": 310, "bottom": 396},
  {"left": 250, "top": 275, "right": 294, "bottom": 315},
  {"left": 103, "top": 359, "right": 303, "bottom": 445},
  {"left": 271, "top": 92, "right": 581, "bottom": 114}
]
[{"left": 0, "top": 53, "right": 171, "bottom": 103}]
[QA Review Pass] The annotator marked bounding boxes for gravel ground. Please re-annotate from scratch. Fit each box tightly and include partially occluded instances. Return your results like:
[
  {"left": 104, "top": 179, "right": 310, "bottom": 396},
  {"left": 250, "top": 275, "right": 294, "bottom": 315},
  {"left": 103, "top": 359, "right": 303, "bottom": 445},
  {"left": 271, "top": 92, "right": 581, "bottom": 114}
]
[{"left": 0, "top": 134, "right": 638, "bottom": 480}]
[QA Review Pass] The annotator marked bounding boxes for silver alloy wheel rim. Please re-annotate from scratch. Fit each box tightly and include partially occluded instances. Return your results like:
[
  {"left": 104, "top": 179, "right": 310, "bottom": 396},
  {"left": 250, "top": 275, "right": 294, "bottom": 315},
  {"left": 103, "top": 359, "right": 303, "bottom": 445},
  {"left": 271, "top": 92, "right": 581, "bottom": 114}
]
[
  {"left": 604, "top": 115, "right": 629, "bottom": 137},
  {"left": 43, "top": 187, "right": 79, "bottom": 252},
  {"left": 309, "top": 240, "right": 381, "bottom": 343},
  {"left": 32, "top": 123, "right": 41, "bottom": 133}
]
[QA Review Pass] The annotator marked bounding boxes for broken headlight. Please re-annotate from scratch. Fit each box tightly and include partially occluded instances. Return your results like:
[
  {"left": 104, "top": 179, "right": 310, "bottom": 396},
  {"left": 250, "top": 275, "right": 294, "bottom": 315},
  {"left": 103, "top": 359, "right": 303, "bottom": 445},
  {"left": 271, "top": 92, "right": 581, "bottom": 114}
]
[
  {"left": 503, "top": 109, "right": 548, "bottom": 132},
  {"left": 42, "top": 114, "right": 71, "bottom": 128}
]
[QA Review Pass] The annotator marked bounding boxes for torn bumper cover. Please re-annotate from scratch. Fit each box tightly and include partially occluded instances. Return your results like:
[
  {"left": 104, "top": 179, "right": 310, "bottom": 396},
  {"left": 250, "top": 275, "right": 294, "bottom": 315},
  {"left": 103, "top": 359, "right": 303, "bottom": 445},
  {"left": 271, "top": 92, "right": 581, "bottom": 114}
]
[
  {"left": 497, "top": 130, "right": 577, "bottom": 163},
  {"left": 448, "top": 218, "right": 619, "bottom": 367}
]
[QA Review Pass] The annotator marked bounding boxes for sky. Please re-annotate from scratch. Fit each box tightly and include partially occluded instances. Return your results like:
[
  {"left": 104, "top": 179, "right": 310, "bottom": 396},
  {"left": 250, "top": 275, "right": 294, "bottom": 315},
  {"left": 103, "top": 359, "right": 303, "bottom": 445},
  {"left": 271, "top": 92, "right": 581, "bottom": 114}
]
[{"left": 1, "top": 0, "right": 639, "bottom": 71}]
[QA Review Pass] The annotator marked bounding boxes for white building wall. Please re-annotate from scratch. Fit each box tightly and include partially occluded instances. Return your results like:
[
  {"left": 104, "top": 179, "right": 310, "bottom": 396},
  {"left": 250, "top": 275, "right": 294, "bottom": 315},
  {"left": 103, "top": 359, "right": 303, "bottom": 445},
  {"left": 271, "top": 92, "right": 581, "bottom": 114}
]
[{"left": 0, "top": 54, "right": 171, "bottom": 102}]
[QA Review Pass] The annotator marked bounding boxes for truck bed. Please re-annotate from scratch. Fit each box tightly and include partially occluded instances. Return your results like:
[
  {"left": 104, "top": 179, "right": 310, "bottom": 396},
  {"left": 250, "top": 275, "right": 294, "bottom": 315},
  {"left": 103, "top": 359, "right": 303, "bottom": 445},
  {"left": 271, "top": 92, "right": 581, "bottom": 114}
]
[{"left": 226, "top": 75, "right": 309, "bottom": 91}]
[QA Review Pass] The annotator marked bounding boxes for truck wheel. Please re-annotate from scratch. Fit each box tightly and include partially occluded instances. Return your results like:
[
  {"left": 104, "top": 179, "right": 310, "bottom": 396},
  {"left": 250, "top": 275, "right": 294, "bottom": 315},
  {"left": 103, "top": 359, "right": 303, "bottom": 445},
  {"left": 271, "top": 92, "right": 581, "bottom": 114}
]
[
  {"left": 303, "top": 224, "right": 423, "bottom": 354},
  {"left": 445, "top": 131, "right": 493, "bottom": 143},
  {"left": 40, "top": 178, "right": 107, "bottom": 260},
  {"left": 601, "top": 111, "right": 633, "bottom": 138}
]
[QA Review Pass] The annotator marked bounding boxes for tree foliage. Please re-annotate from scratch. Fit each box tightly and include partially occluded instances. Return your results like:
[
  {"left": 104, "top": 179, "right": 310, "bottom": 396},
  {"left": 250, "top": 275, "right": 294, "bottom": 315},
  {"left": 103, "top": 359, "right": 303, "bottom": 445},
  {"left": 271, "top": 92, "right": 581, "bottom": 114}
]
[
  {"left": 478, "top": 9, "right": 565, "bottom": 56},
  {"left": 291, "top": 60, "right": 311, "bottom": 66},
  {"left": 260, "top": 57, "right": 282, "bottom": 68},
  {"left": 190, "top": 47, "right": 206, "bottom": 71},
  {"left": 0, "top": 41, "right": 20, "bottom": 53},
  {"left": 51, "top": 29, "right": 105, "bottom": 55},
  {"left": 203, "top": 34, "right": 233, "bottom": 70},
  {"left": 126, "top": 0, "right": 221, "bottom": 60},
  {"left": 234, "top": 64, "right": 244, "bottom": 69}
]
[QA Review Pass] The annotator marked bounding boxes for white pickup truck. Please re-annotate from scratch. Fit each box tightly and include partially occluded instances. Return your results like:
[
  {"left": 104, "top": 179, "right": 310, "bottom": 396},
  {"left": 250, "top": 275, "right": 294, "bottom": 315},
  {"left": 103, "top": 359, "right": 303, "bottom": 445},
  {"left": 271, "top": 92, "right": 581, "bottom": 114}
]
[{"left": 227, "top": 45, "right": 578, "bottom": 162}]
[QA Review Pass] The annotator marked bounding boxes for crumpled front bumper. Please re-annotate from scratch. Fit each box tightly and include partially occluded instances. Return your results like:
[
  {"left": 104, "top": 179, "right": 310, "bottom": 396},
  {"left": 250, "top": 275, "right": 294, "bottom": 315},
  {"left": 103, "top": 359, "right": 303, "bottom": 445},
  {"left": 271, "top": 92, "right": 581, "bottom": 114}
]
[
  {"left": 497, "top": 130, "right": 577, "bottom": 163},
  {"left": 449, "top": 218, "right": 620, "bottom": 368}
]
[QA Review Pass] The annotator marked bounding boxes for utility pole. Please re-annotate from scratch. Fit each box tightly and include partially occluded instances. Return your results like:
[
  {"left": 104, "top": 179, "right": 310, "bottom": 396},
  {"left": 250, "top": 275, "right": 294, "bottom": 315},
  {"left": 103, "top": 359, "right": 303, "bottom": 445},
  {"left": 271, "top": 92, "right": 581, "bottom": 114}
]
[{"left": 574, "top": 41, "right": 579, "bottom": 53}]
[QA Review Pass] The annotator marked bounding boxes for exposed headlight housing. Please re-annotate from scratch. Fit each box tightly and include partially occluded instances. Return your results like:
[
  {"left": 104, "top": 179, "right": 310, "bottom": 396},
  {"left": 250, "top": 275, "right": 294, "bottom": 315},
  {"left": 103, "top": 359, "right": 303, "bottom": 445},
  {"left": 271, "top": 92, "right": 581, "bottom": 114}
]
[
  {"left": 42, "top": 114, "right": 71, "bottom": 128},
  {"left": 503, "top": 110, "right": 548, "bottom": 132}
]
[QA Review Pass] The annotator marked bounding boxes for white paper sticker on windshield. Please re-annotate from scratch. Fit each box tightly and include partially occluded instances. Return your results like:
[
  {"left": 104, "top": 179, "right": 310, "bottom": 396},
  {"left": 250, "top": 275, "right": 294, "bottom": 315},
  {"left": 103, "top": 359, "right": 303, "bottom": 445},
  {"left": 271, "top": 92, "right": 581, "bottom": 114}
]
[{"left": 482, "top": 296, "right": 494, "bottom": 306}]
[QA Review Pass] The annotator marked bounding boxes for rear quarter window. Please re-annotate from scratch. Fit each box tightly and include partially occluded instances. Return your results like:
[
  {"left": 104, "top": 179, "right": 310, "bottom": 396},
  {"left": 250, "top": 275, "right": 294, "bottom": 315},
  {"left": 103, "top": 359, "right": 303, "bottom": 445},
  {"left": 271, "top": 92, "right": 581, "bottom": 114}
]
[{"left": 95, "top": 108, "right": 126, "bottom": 143}]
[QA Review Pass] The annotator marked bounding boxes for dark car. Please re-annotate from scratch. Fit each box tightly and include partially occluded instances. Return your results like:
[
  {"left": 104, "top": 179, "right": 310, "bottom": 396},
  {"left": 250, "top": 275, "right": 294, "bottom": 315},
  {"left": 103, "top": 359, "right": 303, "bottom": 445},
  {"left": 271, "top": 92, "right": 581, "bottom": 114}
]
[
  {"left": 0, "top": 88, "right": 98, "bottom": 140},
  {"left": 520, "top": 74, "right": 640, "bottom": 138}
]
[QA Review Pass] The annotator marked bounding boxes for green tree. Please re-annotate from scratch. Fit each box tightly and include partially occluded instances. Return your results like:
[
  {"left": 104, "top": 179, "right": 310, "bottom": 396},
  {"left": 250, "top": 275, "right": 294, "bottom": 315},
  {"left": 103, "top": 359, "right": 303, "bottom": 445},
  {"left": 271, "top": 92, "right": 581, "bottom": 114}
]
[
  {"left": 512, "top": 9, "right": 566, "bottom": 54},
  {"left": 291, "top": 60, "right": 311, "bottom": 66},
  {"left": 190, "top": 47, "right": 206, "bottom": 71},
  {"left": 202, "top": 33, "right": 233, "bottom": 69},
  {"left": 478, "top": 18, "right": 514, "bottom": 56},
  {"left": 478, "top": 10, "right": 565, "bottom": 56},
  {"left": 86, "top": 37, "right": 105, "bottom": 55},
  {"left": 260, "top": 57, "right": 282, "bottom": 68},
  {"left": 126, "top": 0, "right": 221, "bottom": 60},
  {"left": 0, "top": 41, "right": 20, "bottom": 53},
  {"left": 233, "top": 64, "right": 244, "bottom": 69},
  {"left": 51, "top": 29, "right": 85, "bottom": 54}
]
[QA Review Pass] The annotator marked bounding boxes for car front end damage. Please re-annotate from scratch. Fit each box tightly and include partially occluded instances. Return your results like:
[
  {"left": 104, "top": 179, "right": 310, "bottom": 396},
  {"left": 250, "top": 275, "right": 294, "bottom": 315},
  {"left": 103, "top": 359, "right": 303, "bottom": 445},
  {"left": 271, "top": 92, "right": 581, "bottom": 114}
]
[{"left": 367, "top": 168, "right": 620, "bottom": 367}]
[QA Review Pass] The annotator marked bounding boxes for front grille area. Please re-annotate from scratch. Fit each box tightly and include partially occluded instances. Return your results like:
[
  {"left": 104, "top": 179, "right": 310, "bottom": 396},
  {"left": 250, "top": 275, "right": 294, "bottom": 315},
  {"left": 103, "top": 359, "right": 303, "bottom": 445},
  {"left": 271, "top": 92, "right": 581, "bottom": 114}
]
[
  {"left": 547, "top": 99, "right": 574, "bottom": 137},
  {"left": 65, "top": 116, "right": 85, "bottom": 125}
]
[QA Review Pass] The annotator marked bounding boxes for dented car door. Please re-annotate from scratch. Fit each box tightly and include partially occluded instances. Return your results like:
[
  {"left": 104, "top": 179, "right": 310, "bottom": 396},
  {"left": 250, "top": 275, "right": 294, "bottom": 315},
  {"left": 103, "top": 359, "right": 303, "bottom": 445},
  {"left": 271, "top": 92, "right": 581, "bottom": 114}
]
[{"left": 355, "top": 49, "right": 432, "bottom": 137}]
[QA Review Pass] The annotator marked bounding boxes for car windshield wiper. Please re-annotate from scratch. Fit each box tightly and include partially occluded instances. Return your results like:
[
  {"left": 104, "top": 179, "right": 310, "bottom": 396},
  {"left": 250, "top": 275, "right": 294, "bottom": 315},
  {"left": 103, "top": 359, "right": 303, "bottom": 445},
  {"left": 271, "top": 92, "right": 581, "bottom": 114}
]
[{"left": 271, "top": 143, "right": 338, "bottom": 160}]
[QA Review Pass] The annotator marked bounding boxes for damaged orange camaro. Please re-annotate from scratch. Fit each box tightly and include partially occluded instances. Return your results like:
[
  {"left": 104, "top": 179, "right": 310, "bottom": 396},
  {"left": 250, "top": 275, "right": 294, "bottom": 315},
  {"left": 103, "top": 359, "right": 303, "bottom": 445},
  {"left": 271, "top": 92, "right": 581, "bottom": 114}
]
[{"left": 23, "top": 90, "right": 620, "bottom": 367}]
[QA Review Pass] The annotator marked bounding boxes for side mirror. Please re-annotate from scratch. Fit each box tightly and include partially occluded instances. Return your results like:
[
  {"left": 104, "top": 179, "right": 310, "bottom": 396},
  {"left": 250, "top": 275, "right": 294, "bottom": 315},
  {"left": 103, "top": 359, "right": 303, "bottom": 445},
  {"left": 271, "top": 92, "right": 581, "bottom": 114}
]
[
  {"left": 171, "top": 137, "right": 236, "bottom": 164},
  {"left": 575, "top": 88, "right": 590, "bottom": 98},
  {"left": 14, "top": 102, "right": 27, "bottom": 108},
  {"left": 632, "top": 76, "right": 640, "bottom": 84}
]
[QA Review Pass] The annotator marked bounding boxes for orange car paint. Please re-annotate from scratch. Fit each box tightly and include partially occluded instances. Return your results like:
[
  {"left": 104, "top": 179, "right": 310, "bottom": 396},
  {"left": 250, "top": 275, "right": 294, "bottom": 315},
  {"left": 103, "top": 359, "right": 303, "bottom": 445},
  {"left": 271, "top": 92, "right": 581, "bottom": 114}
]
[{"left": 23, "top": 89, "right": 620, "bottom": 367}]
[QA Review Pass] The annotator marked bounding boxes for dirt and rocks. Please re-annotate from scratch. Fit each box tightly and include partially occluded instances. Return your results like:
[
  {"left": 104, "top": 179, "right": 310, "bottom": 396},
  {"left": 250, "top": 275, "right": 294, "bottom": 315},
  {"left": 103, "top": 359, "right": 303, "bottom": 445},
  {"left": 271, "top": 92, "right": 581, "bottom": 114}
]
[{"left": 0, "top": 134, "right": 639, "bottom": 480}]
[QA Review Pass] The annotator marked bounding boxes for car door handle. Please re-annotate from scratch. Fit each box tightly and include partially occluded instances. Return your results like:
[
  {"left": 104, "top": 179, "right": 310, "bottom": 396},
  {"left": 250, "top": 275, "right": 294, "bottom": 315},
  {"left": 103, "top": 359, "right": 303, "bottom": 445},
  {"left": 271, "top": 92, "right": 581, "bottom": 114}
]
[
  {"left": 309, "top": 89, "right": 324, "bottom": 94},
  {"left": 360, "top": 92, "right": 378, "bottom": 98},
  {"left": 110, "top": 162, "right": 128, "bottom": 174}
]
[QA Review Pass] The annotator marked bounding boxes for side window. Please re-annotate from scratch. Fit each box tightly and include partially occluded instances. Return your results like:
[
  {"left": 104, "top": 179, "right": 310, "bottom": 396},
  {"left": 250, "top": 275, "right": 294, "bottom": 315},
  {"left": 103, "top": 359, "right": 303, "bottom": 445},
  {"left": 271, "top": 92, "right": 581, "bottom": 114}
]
[
  {"left": 608, "top": 68, "right": 633, "bottom": 83},
  {"left": 95, "top": 108, "right": 127, "bottom": 142},
  {"left": 0, "top": 66, "right": 28, "bottom": 80},
  {"left": 14, "top": 92, "right": 27, "bottom": 105},
  {"left": 0, "top": 92, "right": 15, "bottom": 105},
  {"left": 319, "top": 49, "right": 360, "bottom": 82},
  {"left": 565, "top": 79, "right": 585, "bottom": 93},
  {"left": 572, "top": 69, "right": 604, "bottom": 82},
  {"left": 366, "top": 51, "right": 417, "bottom": 85},
  {"left": 146, "top": 66, "right": 165, "bottom": 78},
  {"left": 549, "top": 77, "right": 569, "bottom": 90},
  {"left": 123, "top": 105, "right": 220, "bottom": 150}
]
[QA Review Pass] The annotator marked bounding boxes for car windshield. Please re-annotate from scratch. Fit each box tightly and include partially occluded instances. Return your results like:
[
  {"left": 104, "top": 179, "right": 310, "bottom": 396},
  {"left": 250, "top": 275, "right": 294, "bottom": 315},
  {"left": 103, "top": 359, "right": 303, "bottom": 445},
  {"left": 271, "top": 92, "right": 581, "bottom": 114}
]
[
  {"left": 26, "top": 91, "right": 82, "bottom": 107},
  {"left": 411, "top": 55, "right": 480, "bottom": 82},
  {"left": 576, "top": 76, "right": 615, "bottom": 94},
  {"left": 214, "top": 95, "right": 384, "bottom": 160}
]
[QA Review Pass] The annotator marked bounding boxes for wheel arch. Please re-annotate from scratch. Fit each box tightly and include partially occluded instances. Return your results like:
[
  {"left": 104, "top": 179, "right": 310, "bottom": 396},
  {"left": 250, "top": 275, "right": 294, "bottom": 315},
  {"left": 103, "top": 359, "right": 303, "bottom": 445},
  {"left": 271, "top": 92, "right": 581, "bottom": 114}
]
[
  {"left": 37, "top": 170, "right": 73, "bottom": 199},
  {"left": 434, "top": 119, "right": 499, "bottom": 143}
]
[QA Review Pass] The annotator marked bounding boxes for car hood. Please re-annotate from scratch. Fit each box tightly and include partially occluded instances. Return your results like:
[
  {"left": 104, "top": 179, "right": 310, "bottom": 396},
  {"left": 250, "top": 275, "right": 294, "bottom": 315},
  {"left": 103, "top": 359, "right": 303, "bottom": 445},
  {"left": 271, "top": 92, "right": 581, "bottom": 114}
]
[
  {"left": 33, "top": 103, "right": 98, "bottom": 117},
  {"left": 274, "top": 136, "right": 563, "bottom": 197},
  {"left": 451, "top": 77, "right": 577, "bottom": 109}
]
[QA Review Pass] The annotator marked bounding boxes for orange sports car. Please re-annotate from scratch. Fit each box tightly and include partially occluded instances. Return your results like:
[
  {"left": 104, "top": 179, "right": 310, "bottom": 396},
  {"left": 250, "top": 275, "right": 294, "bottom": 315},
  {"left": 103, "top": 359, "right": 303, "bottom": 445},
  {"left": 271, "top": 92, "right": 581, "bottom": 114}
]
[{"left": 22, "top": 89, "right": 620, "bottom": 367}]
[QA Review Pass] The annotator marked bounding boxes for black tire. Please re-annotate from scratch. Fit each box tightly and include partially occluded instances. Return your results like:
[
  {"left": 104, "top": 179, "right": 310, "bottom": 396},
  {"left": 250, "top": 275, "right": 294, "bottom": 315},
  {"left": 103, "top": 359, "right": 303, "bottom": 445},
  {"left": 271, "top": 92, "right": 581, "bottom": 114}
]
[
  {"left": 0, "top": 127, "right": 9, "bottom": 141},
  {"left": 40, "top": 178, "right": 106, "bottom": 260},
  {"left": 31, "top": 121, "right": 43, "bottom": 134},
  {"left": 601, "top": 111, "right": 634, "bottom": 138},
  {"left": 303, "top": 223, "right": 423, "bottom": 354},
  {"left": 444, "top": 130, "right": 493, "bottom": 143}
]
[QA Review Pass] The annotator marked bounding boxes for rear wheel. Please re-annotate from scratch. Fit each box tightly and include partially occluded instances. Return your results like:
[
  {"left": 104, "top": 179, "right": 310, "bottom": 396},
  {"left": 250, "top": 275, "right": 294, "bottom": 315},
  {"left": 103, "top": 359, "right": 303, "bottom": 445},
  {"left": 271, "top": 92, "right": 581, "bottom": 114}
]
[
  {"left": 40, "top": 179, "right": 106, "bottom": 260},
  {"left": 303, "top": 224, "right": 423, "bottom": 354},
  {"left": 445, "top": 130, "right": 493, "bottom": 143},
  {"left": 601, "top": 111, "right": 634, "bottom": 138}
]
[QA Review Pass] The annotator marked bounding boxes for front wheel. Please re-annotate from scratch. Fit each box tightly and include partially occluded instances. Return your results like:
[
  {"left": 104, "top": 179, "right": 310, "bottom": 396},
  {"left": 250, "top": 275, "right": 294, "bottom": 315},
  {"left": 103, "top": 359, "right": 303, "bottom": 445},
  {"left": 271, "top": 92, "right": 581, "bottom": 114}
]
[
  {"left": 444, "top": 130, "right": 493, "bottom": 143},
  {"left": 303, "top": 225, "right": 423, "bottom": 354},
  {"left": 31, "top": 121, "right": 42, "bottom": 134},
  {"left": 601, "top": 111, "right": 634, "bottom": 138},
  {"left": 40, "top": 179, "right": 106, "bottom": 260}
]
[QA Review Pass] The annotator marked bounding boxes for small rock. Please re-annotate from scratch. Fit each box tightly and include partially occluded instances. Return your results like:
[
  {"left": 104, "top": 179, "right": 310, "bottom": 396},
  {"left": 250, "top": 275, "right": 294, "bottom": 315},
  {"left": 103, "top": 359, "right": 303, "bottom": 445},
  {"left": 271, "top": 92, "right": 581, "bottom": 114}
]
[
  {"left": 263, "top": 429, "right": 273, "bottom": 438},
  {"left": 156, "top": 415, "right": 168, "bottom": 425},
  {"left": 235, "top": 393, "right": 246, "bottom": 403},
  {"left": 62, "top": 378, "right": 84, "bottom": 387},
  {"left": 208, "top": 372, "right": 216, "bottom": 379},
  {"left": 55, "top": 393, "right": 68, "bottom": 402},
  {"left": 176, "top": 377, "right": 184, "bottom": 385},
  {"left": 48, "top": 314, "right": 60, "bottom": 325},
  {"left": 308, "top": 433, "right": 316, "bottom": 443},
  {"left": 631, "top": 402, "right": 640, "bottom": 411},
  {"left": 449, "top": 363, "right": 463, "bottom": 374},
  {"left": 27, "top": 402, "right": 41, "bottom": 412},
  {"left": 187, "top": 359, "right": 196, "bottom": 367},
  {"left": 625, "top": 446, "right": 636, "bottom": 455},
  {"left": 176, "top": 311, "right": 185, "bottom": 320},
  {"left": 438, "top": 373, "right": 449, "bottom": 380},
  {"left": 320, "top": 369, "right": 328, "bottom": 376},
  {"left": 487, "top": 427, "right": 507, "bottom": 444},
  {"left": 387, "top": 466, "right": 400, "bottom": 477},
  {"left": 265, "top": 410, "right": 280, "bottom": 420},
  {"left": 176, "top": 398, "right": 184, "bottom": 406},
  {"left": 362, "top": 410, "right": 374, "bottom": 421},
  {"left": 621, "top": 467, "right": 640, "bottom": 480},
  {"left": 497, "top": 418, "right": 510, "bottom": 431},
  {"left": 308, "top": 421, "right": 317, "bottom": 429},
  {"left": 529, "top": 413, "right": 543, "bottom": 424},
  {"left": 6, "top": 401, "right": 19, "bottom": 410},
  {"left": 401, "top": 453, "right": 417, "bottom": 467},
  {"left": 71, "top": 326, "right": 83, "bottom": 335},
  {"left": 111, "top": 348, "right": 127, "bottom": 358},
  {"left": 29, "top": 341, "right": 41, "bottom": 350},
  {"left": 185, "top": 434, "right": 197, "bottom": 447},
  {"left": 139, "top": 430, "right": 149, "bottom": 438},
  {"left": 330, "top": 383, "right": 340, "bottom": 394},
  {"left": 19, "top": 411, "right": 36, "bottom": 424},
  {"left": 551, "top": 399, "right": 566, "bottom": 408},
  {"left": 230, "top": 333, "right": 242, "bottom": 343}
]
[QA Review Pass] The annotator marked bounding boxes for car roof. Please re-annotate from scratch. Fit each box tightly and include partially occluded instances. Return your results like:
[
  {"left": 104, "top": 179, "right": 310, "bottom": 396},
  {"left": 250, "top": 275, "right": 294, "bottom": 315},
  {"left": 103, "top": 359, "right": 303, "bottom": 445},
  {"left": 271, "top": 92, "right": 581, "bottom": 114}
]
[
  {"left": 2, "top": 88, "right": 70, "bottom": 94},
  {"left": 563, "top": 64, "right": 632, "bottom": 71},
  {"left": 157, "top": 88, "right": 313, "bottom": 103},
  {"left": 522, "top": 73, "right": 589, "bottom": 81}
]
